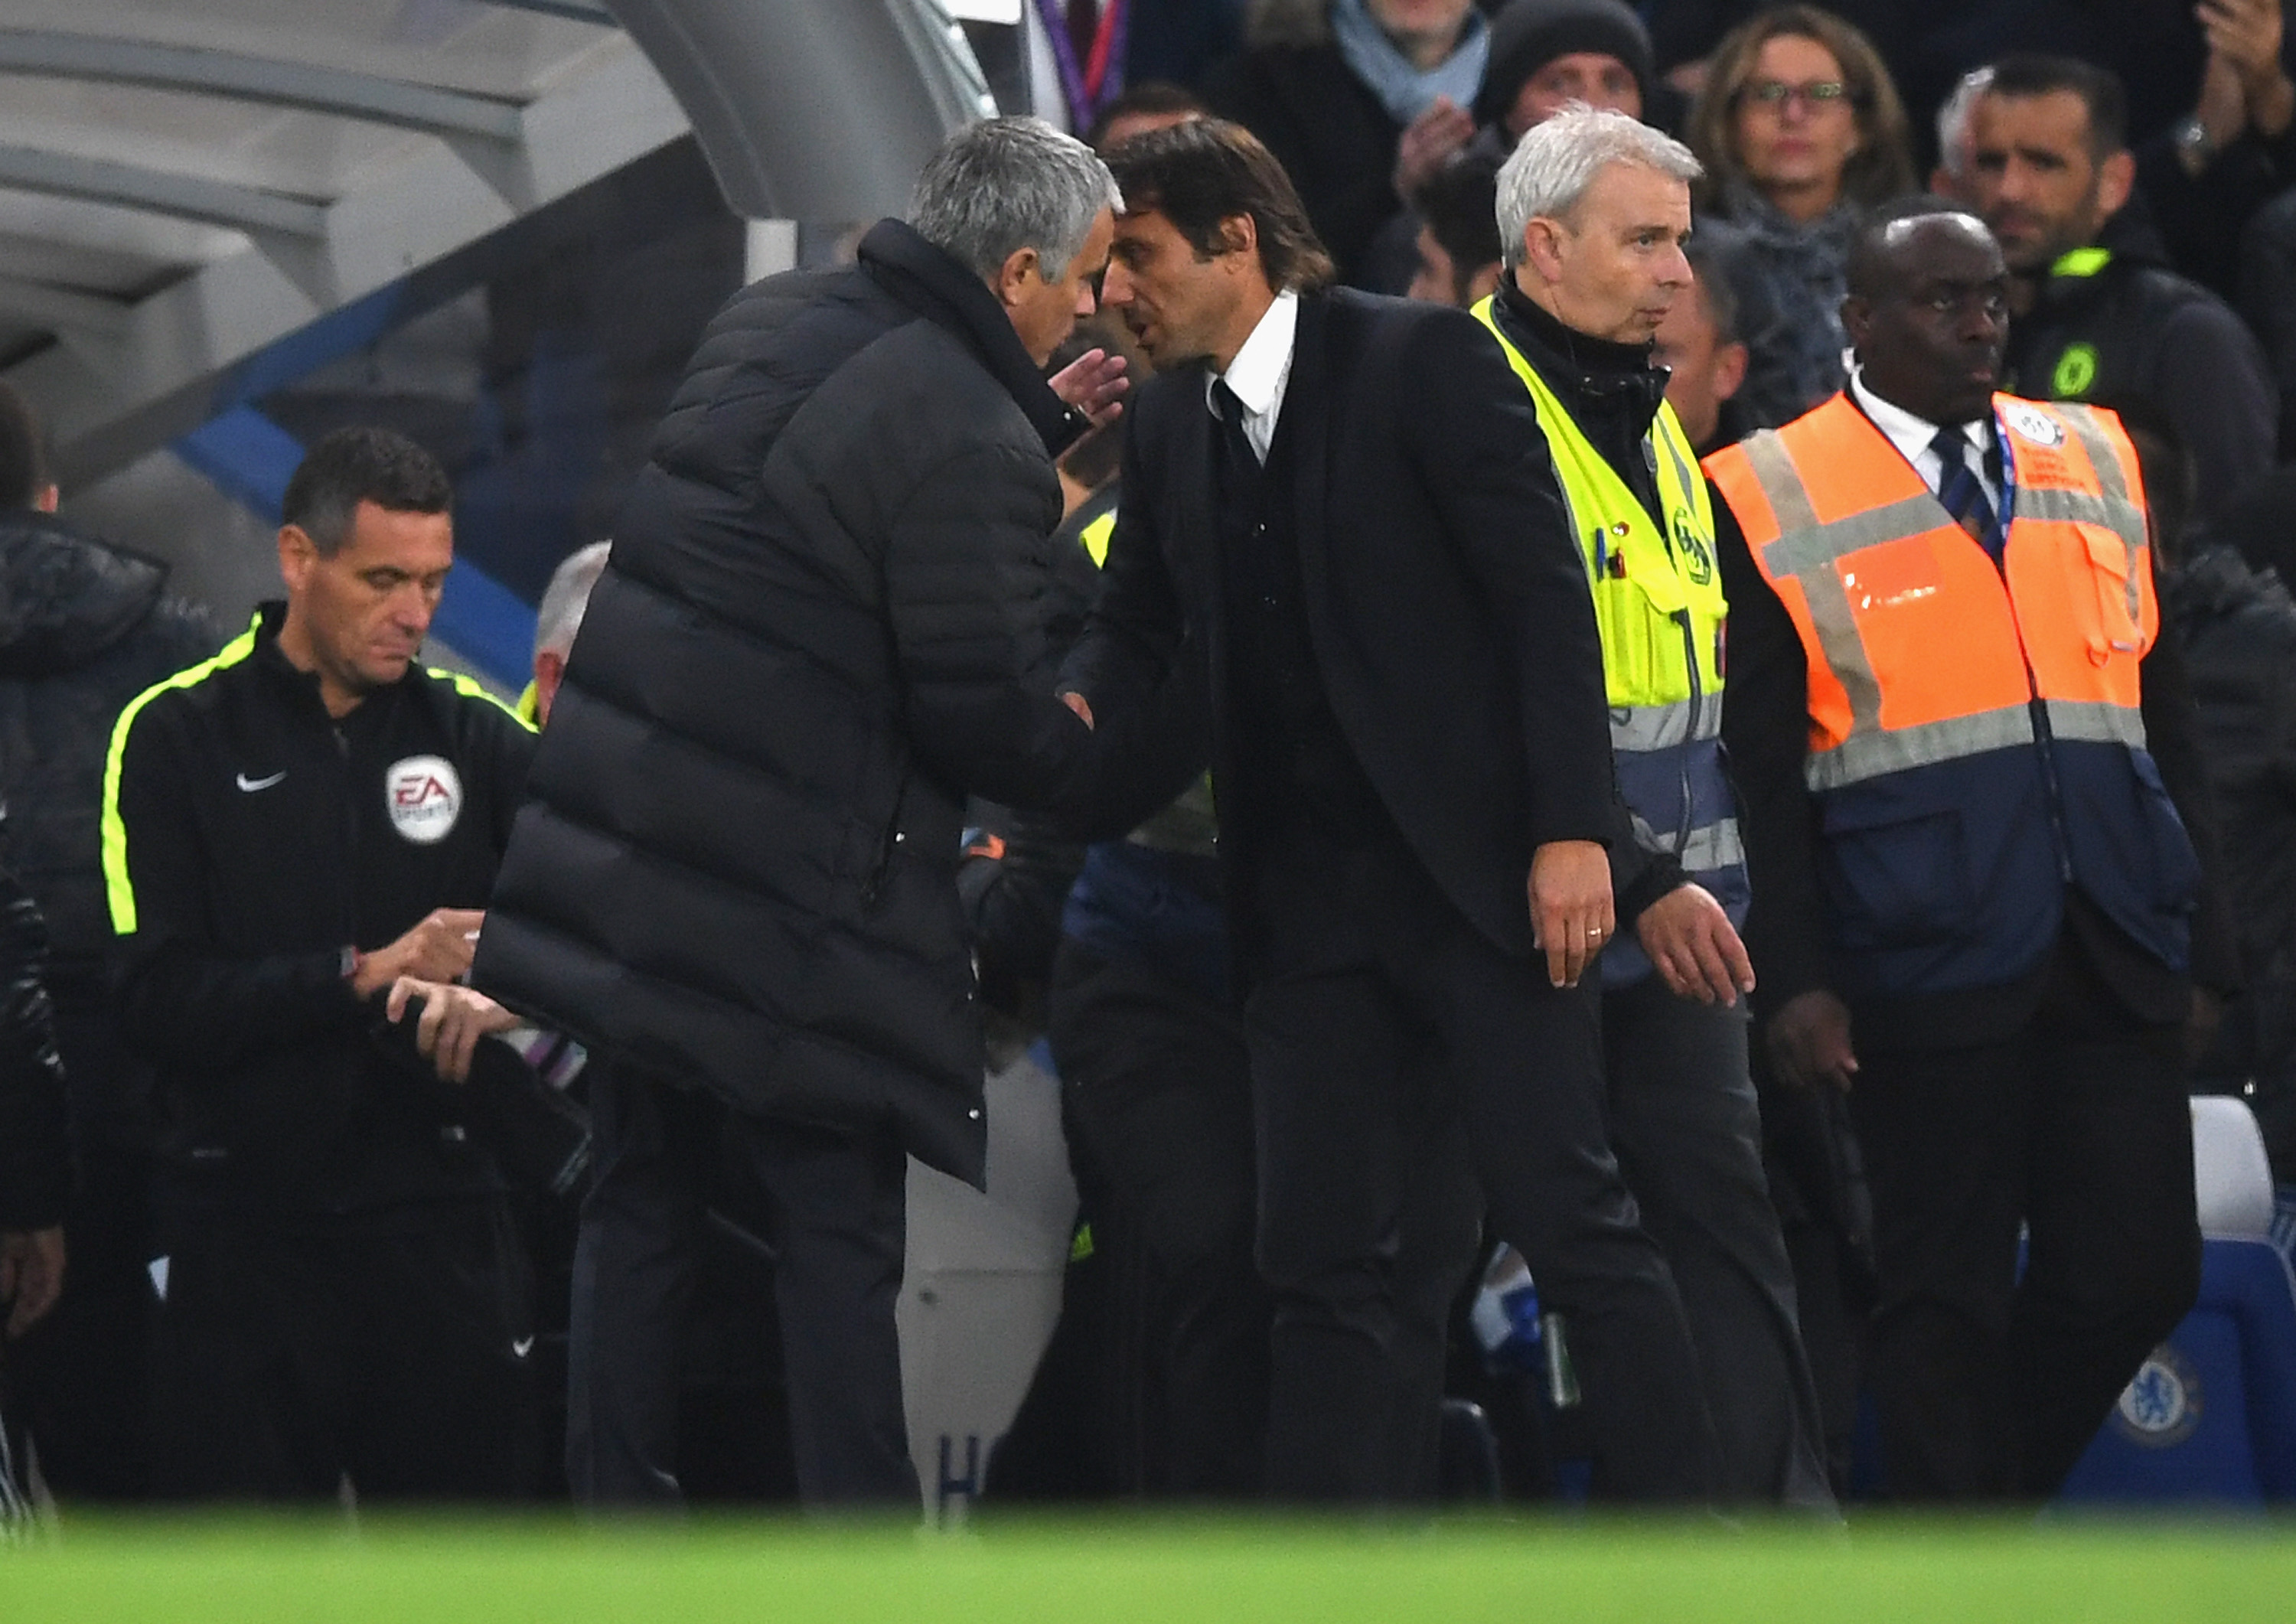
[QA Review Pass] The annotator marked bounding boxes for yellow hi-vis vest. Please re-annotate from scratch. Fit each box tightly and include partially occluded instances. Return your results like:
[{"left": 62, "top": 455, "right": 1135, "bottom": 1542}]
[{"left": 1471, "top": 295, "right": 1743, "bottom": 986}]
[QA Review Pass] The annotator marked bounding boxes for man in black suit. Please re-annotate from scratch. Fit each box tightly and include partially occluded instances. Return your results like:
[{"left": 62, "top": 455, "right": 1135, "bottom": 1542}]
[{"left": 1065, "top": 118, "right": 1714, "bottom": 1502}]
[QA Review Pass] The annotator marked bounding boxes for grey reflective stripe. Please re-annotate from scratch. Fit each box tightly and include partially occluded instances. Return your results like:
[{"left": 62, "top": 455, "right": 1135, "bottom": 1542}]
[
  {"left": 1626, "top": 810, "right": 1743, "bottom": 872},
  {"left": 1804, "top": 705, "right": 2037, "bottom": 793},
  {"left": 1657, "top": 426, "right": 1700, "bottom": 515},
  {"left": 2012, "top": 482, "right": 2146, "bottom": 540},
  {"left": 2047, "top": 698, "right": 2148, "bottom": 748},
  {"left": 2042, "top": 404, "right": 2149, "bottom": 629},
  {"left": 1742, "top": 432, "right": 1885, "bottom": 739},
  {"left": 1611, "top": 697, "right": 1720, "bottom": 752},
  {"left": 1679, "top": 818, "right": 1745, "bottom": 873},
  {"left": 1759, "top": 492, "right": 1946, "bottom": 579},
  {"left": 2056, "top": 403, "right": 2132, "bottom": 505}
]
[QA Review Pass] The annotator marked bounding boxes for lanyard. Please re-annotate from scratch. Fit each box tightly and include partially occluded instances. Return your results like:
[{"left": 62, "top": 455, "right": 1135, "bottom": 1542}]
[{"left": 1032, "top": 0, "right": 1127, "bottom": 128}]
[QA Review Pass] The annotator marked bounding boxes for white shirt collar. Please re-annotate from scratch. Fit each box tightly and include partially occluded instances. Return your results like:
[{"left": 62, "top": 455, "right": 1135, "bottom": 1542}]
[
  {"left": 1849, "top": 370, "right": 1993, "bottom": 466},
  {"left": 1206, "top": 289, "right": 1300, "bottom": 461}
]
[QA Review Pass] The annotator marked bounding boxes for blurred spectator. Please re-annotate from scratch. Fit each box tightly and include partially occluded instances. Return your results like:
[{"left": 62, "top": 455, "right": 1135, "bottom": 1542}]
[
  {"left": 1086, "top": 80, "right": 1210, "bottom": 149},
  {"left": 0, "top": 864, "right": 68, "bottom": 1344},
  {"left": 106, "top": 428, "right": 541, "bottom": 1502},
  {"left": 1652, "top": 233, "right": 1755, "bottom": 452},
  {"left": 1962, "top": 55, "right": 2278, "bottom": 527},
  {"left": 0, "top": 859, "right": 68, "bottom": 1521},
  {"left": 1128, "top": 0, "right": 1252, "bottom": 89},
  {"left": 523, "top": 540, "right": 611, "bottom": 729},
  {"left": 1472, "top": 0, "right": 1667, "bottom": 142},
  {"left": 0, "top": 382, "right": 219, "bottom": 1504},
  {"left": 1685, "top": 6, "right": 1916, "bottom": 424},
  {"left": 1205, "top": 0, "right": 1492, "bottom": 286},
  {"left": 2151, "top": 419, "right": 2296, "bottom": 1185},
  {"left": 1406, "top": 142, "right": 1506, "bottom": 305}
]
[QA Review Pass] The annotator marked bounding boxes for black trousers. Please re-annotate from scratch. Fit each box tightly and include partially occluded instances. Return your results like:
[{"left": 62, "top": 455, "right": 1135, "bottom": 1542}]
[
  {"left": 1243, "top": 829, "right": 1716, "bottom": 1502},
  {"left": 1048, "top": 938, "right": 1481, "bottom": 1498},
  {"left": 566, "top": 1067, "right": 917, "bottom": 1509},
  {"left": 1849, "top": 943, "right": 2203, "bottom": 1501},
  {"left": 152, "top": 1200, "right": 536, "bottom": 1502},
  {"left": 1600, "top": 977, "right": 1835, "bottom": 1510},
  {"left": 9, "top": 995, "right": 157, "bottom": 1500}
]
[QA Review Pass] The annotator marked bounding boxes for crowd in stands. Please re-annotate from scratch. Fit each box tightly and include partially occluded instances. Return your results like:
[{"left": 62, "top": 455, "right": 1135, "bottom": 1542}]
[{"left": 6, "top": 0, "right": 2296, "bottom": 1520}]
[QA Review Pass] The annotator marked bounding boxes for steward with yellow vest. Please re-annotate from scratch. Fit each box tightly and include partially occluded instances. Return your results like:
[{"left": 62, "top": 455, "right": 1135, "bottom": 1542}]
[
  {"left": 1707, "top": 200, "right": 2235, "bottom": 1502},
  {"left": 1479, "top": 109, "right": 1831, "bottom": 1511}
]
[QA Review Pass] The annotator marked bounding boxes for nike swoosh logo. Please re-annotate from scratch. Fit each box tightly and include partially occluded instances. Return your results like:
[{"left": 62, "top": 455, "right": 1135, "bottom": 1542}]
[
  {"left": 511, "top": 1335, "right": 534, "bottom": 1359},
  {"left": 236, "top": 771, "right": 287, "bottom": 792}
]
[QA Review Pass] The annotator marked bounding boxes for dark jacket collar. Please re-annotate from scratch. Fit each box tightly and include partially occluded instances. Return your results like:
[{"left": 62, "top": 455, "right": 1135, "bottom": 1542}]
[
  {"left": 1493, "top": 278, "right": 1669, "bottom": 438},
  {"left": 0, "top": 510, "right": 171, "bottom": 678},
  {"left": 856, "top": 218, "right": 1089, "bottom": 458}
]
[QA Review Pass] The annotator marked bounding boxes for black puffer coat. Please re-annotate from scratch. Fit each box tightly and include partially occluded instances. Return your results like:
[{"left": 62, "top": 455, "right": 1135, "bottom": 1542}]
[
  {"left": 474, "top": 221, "right": 1192, "bottom": 1185},
  {"left": 0, "top": 514, "right": 219, "bottom": 978},
  {"left": 0, "top": 861, "right": 66, "bottom": 1230}
]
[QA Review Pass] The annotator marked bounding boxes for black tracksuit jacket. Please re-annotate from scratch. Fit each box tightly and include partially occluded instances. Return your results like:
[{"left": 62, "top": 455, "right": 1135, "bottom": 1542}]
[{"left": 103, "top": 604, "right": 535, "bottom": 1226}]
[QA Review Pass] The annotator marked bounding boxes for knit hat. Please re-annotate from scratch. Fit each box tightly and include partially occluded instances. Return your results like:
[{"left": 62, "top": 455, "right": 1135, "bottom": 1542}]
[{"left": 1473, "top": 0, "right": 1656, "bottom": 129}]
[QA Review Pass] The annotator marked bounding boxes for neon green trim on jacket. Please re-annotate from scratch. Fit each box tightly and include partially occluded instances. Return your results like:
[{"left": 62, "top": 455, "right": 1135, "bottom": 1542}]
[
  {"left": 101, "top": 615, "right": 264, "bottom": 937},
  {"left": 426, "top": 667, "right": 538, "bottom": 732},
  {"left": 2050, "top": 246, "right": 2113, "bottom": 279},
  {"left": 1469, "top": 295, "right": 1727, "bottom": 716},
  {"left": 1078, "top": 509, "right": 1117, "bottom": 570}
]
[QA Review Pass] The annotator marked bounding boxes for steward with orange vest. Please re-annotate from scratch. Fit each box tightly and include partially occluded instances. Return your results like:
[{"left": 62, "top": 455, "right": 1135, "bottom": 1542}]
[{"left": 1706, "top": 201, "right": 2234, "bottom": 1502}]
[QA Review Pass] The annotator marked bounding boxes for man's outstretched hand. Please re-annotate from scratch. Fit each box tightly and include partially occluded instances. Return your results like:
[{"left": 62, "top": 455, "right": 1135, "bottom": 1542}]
[
  {"left": 1529, "top": 840, "right": 1616, "bottom": 989},
  {"left": 1050, "top": 347, "right": 1129, "bottom": 427}
]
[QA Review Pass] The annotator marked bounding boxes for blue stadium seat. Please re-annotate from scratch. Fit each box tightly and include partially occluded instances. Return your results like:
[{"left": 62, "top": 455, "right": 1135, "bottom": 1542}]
[{"left": 2057, "top": 1099, "right": 2296, "bottom": 1504}]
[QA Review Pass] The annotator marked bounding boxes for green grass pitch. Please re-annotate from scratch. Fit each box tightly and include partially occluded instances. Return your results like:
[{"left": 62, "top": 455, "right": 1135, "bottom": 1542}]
[{"left": 5, "top": 1515, "right": 2295, "bottom": 1623}]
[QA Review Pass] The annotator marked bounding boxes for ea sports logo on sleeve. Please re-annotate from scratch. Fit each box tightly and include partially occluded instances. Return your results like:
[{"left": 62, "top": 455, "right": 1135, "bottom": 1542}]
[{"left": 386, "top": 755, "right": 463, "bottom": 845}]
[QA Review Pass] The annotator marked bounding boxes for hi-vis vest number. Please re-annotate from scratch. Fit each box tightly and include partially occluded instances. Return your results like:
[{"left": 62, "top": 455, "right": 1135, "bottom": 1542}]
[
  {"left": 1705, "top": 391, "right": 2201, "bottom": 993},
  {"left": 1471, "top": 296, "right": 1745, "bottom": 990}
]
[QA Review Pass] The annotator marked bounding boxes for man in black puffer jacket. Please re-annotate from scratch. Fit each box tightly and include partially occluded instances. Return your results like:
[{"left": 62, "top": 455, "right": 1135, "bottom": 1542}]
[
  {"left": 474, "top": 117, "right": 1194, "bottom": 1509},
  {"left": 0, "top": 383, "right": 217, "bottom": 1502}
]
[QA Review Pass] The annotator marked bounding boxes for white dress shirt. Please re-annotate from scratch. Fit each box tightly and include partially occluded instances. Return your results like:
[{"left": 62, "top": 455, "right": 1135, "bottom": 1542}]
[
  {"left": 1850, "top": 370, "right": 2002, "bottom": 513},
  {"left": 1207, "top": 289, "right": 1300, "bottom": 465}
]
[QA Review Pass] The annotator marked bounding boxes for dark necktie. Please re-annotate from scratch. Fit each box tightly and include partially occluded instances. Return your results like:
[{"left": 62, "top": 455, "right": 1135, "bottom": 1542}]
[
  {"left": 1212, "top": 378, "right": 1261, "bottom": 478},
  {"left": 1929, "top": 426, "right": 2001, "bottom": 559}
]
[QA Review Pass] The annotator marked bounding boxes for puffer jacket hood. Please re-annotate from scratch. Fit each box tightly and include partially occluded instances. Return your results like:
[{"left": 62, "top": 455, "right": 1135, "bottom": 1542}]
[{"left": 0, "top": 511, "right": 173, "bottom": 680}]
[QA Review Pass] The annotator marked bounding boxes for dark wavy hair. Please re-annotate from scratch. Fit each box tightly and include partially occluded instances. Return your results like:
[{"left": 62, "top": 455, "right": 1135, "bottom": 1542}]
[{"left": 1104, "top": 117, "right": 1336, "bottom": 292}]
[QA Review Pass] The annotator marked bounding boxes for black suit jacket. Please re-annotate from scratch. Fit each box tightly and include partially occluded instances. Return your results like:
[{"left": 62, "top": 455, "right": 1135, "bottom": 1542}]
[{"left": 1066, "top": 288, "right": 1615, "bottom": 957}]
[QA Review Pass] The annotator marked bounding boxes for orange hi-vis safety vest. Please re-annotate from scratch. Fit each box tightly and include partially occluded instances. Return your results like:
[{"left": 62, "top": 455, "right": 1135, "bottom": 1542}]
[{"left": 1706, "top": 391, "right": 2201, "bottom": 996}]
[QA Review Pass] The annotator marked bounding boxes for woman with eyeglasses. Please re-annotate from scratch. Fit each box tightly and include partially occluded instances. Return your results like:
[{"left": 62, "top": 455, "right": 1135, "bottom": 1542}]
[{"left": 1683, "top": 6, "right": 1916, "bottom": 426}]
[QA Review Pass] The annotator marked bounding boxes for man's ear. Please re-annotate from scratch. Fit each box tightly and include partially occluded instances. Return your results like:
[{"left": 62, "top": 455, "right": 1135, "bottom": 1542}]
[
  {"left": 31, "top": 483, "right": 57, "bottom": 514},
  {"left": 1215, "top": 211, "right": 1259, "bottom": 261},
  {"left": 996, "top": 244, "right": 1043, "bottom": 310},
  {"left": 2097, "top": 149, "right": 2136, "bottom": 220},
  {"left": 277, "top": 523, "right": 317, "bottom": 591},
  {"left": 1714, "top": 340, "right": 1750, "bottom": 403},
  {"left": 1839, "top": 292, "right": 1872, "bottom": 351},
  {"left": 1521, "top": 217, "right": 1568, "bottom": 286}
]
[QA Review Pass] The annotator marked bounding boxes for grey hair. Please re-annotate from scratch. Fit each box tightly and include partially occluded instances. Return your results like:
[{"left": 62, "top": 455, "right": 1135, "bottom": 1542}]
[
  {"left": 908, "top": 116, "right": 1123, "bottom": 283},
  {"left": 534, "top": 540, "right": 611, "bottom": 660},
  {"left": 1495, "top": 105, "right": 1702, "bottom": 267},
  {"left": 1934, "top": 67, "right": 1994, "bottom": 182}
]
